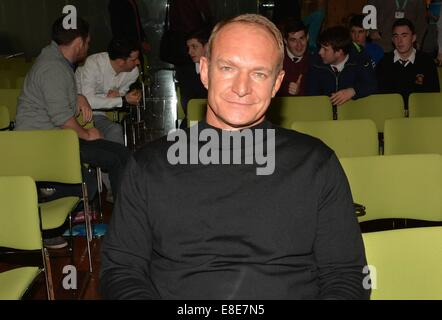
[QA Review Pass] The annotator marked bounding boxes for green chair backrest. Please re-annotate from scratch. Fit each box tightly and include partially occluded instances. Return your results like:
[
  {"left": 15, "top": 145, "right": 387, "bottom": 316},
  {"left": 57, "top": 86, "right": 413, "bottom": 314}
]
[
  {"left": 0, "top": 129, "right": 82, "bottom": 184},
  {"left": 267, "top": 96, "right": 333, "bottom": 129},
  {"left": 176, "top": 86, "right": 185, "bottom": 121},
  {"left": 0, "top": 176, "right": 42, "bottom": 250},
  {"left": 340, "top": 154, "right": 442, "bottom": 222},
  {"left": 338, "top": 94, "right": 405, "bottom": 132},
  {"left": 408, "top": 92, "right": 442, "bottom": 117},
  {"left": 0, "top": 105, "right": 10, "bottom": 130},
  {"left": 292, "top": 119, "right": 379, "bottom": 158},
  {"left": 187, "top": 98, "right": 207, "bottom": 127},
  {"left": 363, "top": 226, "right": 442, "bottom": 300},
  {"left": 384, "top": 117, "right": 442, "bottom": 155},
  {"left": 0, "top": 88, "right": 21, "bottom": 121},
  {"left": 438, "top": 67, "right": 442, "bottom": 91},
  {"left": 0, "top": 77, "right": 12, "bottom": 89}
]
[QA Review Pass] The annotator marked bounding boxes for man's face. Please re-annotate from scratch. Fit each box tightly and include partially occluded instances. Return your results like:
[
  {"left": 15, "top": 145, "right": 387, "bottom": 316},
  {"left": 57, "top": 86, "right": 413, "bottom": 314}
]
[
  {"left": 120, "top": 50, "right": 141, "bottom": 72},
  {"left": 319, "top": 44, "right": 342, "bottom": 65},
  {"left": 187, "top": 38, "right": 206, "bottom": 63},
  {"left": 350, "top": 26, "right": 367, "bottom": 46},
  {"left": 77, "top": 35, "right": 90, "bottom": 63},
  {"left": 200, "top": 22, "right": 284, "bottom": 130},
  {"left": 286, "top": 30, "right": 308, "bottom": 57},
  {"left": 392, "top": 25, "right": 416, "bottom": 56}
]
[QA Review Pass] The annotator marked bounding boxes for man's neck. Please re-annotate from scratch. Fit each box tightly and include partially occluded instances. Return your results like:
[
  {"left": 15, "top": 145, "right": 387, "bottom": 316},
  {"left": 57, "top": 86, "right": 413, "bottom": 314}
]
[
  {"left": 110, "top": 59, "right": 121, "bottom": 75},
  {"left": 58, "top": 45, "right": 76, "bottom": 64},
  {"left": 398, "top": 49, "right": 414, "bottom": 60},
  {"left": 332, "top": 54, "right": 348, "bottom": 66}
]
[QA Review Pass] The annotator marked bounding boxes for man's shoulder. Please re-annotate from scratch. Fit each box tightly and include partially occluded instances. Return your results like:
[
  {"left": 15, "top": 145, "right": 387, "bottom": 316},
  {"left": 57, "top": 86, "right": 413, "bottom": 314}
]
[
  {"left": 415, "top": 50, "right": 437, "bottom": 65},
  {"left": 84, "top": 52, "right": 109, "bottom": 66}
]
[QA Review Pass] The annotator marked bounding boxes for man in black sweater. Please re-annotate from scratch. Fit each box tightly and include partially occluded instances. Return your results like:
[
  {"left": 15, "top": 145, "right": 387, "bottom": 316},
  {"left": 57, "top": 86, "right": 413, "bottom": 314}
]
[
  {"left": 377, "top": 18, "right": 440, "bottom": 110},
  {"left": 100, "top": 14, "right": 370, "bottom": 300}
]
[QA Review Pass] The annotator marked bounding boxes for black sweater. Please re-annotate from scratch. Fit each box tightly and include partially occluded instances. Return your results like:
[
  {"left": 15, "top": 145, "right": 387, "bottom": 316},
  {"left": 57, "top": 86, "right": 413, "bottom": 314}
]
[
  {"left": 100, "top": 121, "right": 369, "bottom": 300},
  {"left": 377, "top": 51, "right": 440, "bottom": 107}
]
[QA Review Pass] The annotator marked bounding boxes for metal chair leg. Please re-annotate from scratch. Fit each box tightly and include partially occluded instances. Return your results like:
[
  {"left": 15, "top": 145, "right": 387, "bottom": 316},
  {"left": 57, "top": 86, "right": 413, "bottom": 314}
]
[{"left": 81, "top": 182, "right": 93, "bottom": 273}]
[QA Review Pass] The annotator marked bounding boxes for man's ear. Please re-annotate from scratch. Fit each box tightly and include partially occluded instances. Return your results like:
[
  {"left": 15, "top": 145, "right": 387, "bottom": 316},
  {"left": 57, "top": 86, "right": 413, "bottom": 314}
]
[
  {"left": 271, "top": 70, "right": 285, "bottom": 97},
  {"left": 199, "top": 56, "right": 209, "bottom": 89},
  {"left": 412, "top": 33, "right": 417, "bottom": 44}
]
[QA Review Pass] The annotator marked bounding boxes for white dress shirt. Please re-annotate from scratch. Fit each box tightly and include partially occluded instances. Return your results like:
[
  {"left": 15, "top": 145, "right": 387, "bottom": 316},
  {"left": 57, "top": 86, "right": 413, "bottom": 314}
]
[{"left": 76, "top": 52, "right": 139, "bottom": 116}]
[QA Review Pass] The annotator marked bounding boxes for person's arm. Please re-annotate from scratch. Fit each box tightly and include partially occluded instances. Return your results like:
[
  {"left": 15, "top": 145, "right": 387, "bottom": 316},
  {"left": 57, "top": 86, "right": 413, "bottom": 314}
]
[
  {"left": 314, "top": 153, "right": 370, "bottom": 300},
  {"left": 61, "top": 117, "right": 102, "bottom": 141},
  {"left": 351, "top": 56, "right": 378, "bottom": 99},
  {"left": 100, "top": 155, "right": 161, "bottom": 299},
  {"left": 76, "top": 61, "right": 123, "bottom": 111}
]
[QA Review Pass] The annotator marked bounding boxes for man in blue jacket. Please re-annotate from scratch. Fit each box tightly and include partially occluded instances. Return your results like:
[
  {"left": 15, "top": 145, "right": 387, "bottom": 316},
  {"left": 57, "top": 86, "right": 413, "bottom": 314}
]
[{"left": 307, "top": 26, "right": 377, "bottom": 107}]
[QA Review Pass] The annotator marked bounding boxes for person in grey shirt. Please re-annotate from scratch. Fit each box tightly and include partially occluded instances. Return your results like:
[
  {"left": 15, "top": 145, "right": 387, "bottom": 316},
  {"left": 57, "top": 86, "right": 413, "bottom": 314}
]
[{"left": 15, "top": 15, "right": 131, "bottom": 248}]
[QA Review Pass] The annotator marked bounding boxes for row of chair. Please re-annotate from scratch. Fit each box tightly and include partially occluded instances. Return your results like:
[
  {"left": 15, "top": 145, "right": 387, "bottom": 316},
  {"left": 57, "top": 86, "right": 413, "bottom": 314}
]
[
  {"left": 0, "top": 129, "right": 95, "bottom": 300},
  {"left": 291, "top": 117, "right": 442, "bottom": 158},
  {"left": 185, "top": 93, "right": 442, "bottom": 131},
  {"left": 343, "top": 153, "right": 442, "bottom": 299},
  {"left": 0, "top": 58, "right": 33, "bottom": 89}
]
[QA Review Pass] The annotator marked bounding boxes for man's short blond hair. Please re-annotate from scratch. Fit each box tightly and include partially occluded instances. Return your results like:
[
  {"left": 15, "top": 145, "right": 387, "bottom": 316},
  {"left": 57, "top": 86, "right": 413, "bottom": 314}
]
[{"left": 206, "top": 14, "right": 285, "bottom": 73}]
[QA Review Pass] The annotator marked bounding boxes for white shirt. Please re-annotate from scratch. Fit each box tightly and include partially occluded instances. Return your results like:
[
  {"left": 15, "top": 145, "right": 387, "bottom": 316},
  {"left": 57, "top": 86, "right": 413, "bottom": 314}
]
[
  {"left": 393, "top": 48, "right": 416, "bottom": 67},
  {"left": 76, "top": 52, "right": 139, "bottom": 116}
]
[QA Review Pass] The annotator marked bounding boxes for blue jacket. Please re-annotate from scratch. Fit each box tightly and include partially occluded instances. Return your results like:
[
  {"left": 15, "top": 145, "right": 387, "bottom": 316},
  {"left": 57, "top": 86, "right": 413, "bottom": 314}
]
[{"left": 306, "top": 50, "right": 378, "bottom": 100}]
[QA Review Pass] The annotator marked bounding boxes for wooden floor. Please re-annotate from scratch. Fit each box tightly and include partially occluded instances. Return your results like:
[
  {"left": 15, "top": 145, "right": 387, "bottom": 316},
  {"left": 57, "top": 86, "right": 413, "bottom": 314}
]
[{"left": 0, "top": 193, "right": 113, "bottom": 300}]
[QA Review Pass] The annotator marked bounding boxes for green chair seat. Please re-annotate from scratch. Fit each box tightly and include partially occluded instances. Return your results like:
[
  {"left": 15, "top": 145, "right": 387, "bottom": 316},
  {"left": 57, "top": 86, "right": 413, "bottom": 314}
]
[
  {"left": 39, "top": 196, "right": 79, "bottom": 230},
  {"left": 0, "top": 267, "right": 41, "bottom": 300},
  {"left": 363, "top": 227, "right": 442, "bottom": 300}
]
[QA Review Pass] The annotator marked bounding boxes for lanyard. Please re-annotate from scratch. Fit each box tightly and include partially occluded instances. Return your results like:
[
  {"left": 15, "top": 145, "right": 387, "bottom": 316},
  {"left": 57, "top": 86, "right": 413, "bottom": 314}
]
[{"left": 395, "top": 0, "right": 408, "bottom": 10}]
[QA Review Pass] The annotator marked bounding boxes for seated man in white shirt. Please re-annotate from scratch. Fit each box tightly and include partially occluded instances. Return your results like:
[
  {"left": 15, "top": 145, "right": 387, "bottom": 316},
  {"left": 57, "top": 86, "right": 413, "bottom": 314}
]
[{"left": 76, "top": 38, "right": 142, "bottom": 145}]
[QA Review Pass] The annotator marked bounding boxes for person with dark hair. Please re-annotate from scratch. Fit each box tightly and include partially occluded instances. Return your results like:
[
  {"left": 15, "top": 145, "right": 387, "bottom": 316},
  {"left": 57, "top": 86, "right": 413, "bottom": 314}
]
[
  {"left": 167, "top": 0, "right": 213, "bottom": 117},
  {"left": 349, "top": 14, "right": 384, "bottom": 67},
  {"left": 100, "top": 14, "right": 369, "bottom": 300},
  {"left": 307, "top": 26, "right": 377, "bottom": 106},
  {"left": 179, "top": 29, "right": 210, "bottom": 115},
  {"left": 76, "top": 38, "right": 142, "bottom": 145},
  {"left": 376, "top": 18, "right": 439, "bottom": 110},
  {"left": 367, "top": 0, "right": 427, "bottom": 52},
  {"left": 277, "top": 19, "right": 311, "bottom": 96},
  {"left": 108, "top": 0, "right": 149, "bottom": 77},
  {"left": 15, "top": 16, "right": 132, "bottom": 248}
]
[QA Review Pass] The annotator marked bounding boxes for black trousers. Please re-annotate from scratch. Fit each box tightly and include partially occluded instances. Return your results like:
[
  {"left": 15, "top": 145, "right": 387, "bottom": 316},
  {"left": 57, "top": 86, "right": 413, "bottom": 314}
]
[{"left": 79, "top": 139, "right": 132, "bottom": 198}]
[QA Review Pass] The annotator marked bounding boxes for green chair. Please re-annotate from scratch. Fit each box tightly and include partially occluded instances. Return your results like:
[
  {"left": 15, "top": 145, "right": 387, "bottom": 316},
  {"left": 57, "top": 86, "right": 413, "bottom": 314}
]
[
  {"left": 363, "top": 226, "right": 442, "bottom": 300},
  {"left": 408, "top": 92, "right": 442, "bottom": 117},
  {"left": 384, "top": 117, "right": 442, "bottom": 155},
  {"left": 0, "top": 77, "right": 12, "bottom": 89},
  {"left": 438, "top": 67, "right": 442, "bottom": 91},
  {"left": 291, "top": 119, "right": 379, "bottom": 157},
  {"left": 0, "top": 105, "right": 10, "bottom": 130},
  {"left": 0, "top": 176, "right": 54, "bottom": 300},
  {"left": 267, "top": 96, "right": 333, "bottom": 129},
  {"left": 338, "top": 94, "right": 405, "bottom": 132},
  {"left": 187, "top": 98, "right": 207, "bottom": 127},
  {"left": 0, "top": 129, "right": 94, "bottom": 272},
  {"left": 0, "top": 88, "right": 21, "bottom": 123},
  {"left": 340, "top": 154, "right": 442, "bottom": 223}
]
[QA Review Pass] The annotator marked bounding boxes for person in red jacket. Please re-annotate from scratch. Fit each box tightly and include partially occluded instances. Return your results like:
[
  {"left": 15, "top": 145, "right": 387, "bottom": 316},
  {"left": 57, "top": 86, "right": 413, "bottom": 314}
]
[{"left": 277, "top": 20, "right": 311, "bottom": 96}]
